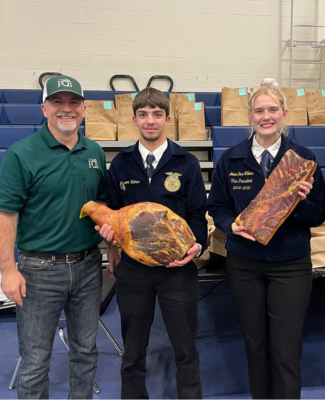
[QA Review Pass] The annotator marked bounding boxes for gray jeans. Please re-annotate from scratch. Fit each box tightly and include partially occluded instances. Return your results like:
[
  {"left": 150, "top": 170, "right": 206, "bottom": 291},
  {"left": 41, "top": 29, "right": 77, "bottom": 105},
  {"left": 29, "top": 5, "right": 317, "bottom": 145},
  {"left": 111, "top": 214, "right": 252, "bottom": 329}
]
[{"left": 16, "top": 248, "right": 102, "bottom": 399}]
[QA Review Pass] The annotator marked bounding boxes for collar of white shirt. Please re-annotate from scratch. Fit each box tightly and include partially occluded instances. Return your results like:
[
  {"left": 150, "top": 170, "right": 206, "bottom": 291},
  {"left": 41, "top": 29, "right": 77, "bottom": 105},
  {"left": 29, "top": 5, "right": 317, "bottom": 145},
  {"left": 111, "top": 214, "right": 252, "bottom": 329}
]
[
  {"left": 252, "top": 134, "right": 281, "bottom": 164},
  {"left": 139, "top": 139, "right": 168, "bottom": 169}
]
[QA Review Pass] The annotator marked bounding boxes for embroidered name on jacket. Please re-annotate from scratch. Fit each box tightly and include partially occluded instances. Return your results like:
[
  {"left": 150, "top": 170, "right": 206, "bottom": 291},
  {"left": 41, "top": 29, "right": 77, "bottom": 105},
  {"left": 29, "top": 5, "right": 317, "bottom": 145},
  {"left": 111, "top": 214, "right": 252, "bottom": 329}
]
[
  {"left": 229, "top": 171, "right": 254, "bottom": 176},
  {"left": 164, "top": 172, "right": 182, "bottom": 192},
  {"left": 229, "top": 171, "right": 253, "bottom": 190},
  {"left": 120, "top": 180, "right": 140, "bottom": 191}
]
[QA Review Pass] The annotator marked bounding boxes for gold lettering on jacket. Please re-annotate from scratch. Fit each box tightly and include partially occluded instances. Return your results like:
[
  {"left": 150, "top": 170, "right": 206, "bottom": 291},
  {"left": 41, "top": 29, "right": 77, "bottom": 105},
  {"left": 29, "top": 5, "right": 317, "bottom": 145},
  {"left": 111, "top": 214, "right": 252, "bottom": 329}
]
[
  {"left": 231, "top": 179, "right": 253, "bottom": 184},
  {"left": 120, "top": 180, "right": 140, "bottom": 190},
  {"left": 229, "top": 171, "right": 254, "bottom": 176},
  {"left": 230, "top": 172, "right": 253, "bottom": 191}
]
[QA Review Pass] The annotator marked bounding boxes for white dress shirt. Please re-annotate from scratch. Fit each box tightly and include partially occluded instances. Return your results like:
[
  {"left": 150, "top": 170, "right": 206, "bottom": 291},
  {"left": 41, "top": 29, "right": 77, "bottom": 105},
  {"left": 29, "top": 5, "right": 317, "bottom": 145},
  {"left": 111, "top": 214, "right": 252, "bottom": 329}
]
[
  {"left": 251, "top": 134, "right": 281, "bottom": 164},
  {"left": 139, "top": 139, "right": 168, "bottom": 170}
]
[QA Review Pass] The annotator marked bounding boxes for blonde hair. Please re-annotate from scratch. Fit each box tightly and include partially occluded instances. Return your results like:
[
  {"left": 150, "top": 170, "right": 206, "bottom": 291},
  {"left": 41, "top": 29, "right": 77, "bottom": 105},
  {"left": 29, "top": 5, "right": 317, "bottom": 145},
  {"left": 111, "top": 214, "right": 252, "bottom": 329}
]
[{"left": 248, "top": 78, "right": 288, "bottom": 138}]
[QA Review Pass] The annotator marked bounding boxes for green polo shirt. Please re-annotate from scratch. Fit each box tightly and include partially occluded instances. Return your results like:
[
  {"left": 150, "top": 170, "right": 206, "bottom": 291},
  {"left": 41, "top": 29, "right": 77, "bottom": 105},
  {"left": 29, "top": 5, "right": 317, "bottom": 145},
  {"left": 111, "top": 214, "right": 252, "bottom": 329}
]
[{"left": 0, "top": 123, "right": 107, "bottom": 253}]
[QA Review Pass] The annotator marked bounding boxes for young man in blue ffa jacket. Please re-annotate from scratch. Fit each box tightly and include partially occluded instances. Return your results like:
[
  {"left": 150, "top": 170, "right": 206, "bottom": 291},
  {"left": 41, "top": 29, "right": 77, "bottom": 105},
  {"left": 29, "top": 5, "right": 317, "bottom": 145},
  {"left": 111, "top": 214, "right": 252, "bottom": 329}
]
[{"left": 98, "top": 87, "right": 207, "bottom": 399}]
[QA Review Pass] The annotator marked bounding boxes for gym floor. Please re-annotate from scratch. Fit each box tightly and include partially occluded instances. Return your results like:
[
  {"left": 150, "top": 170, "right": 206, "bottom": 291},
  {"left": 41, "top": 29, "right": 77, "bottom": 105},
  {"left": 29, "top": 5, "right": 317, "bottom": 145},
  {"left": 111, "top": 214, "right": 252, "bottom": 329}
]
[{"left": 1, "top": 278, "right": 325, "bottom": 399}]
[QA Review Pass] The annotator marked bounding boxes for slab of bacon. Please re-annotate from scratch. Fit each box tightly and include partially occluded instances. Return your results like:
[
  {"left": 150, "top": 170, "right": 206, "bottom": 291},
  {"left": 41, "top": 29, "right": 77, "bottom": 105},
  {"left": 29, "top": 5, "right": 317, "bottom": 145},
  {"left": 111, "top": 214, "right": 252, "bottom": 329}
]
[
  {"left": 80, "top": 201, "right": 196, "bottom": 266},
  {"left": 235, "top": 149, "right": 317, "bottom": 245}
]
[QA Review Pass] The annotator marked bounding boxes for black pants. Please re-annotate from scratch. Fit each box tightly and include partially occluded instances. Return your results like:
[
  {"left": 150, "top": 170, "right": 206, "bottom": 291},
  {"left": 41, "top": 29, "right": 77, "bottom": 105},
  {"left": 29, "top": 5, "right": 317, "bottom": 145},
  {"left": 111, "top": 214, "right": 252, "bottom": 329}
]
[
  {"left": 114, "top": 259, "right": 202, "bottom": 399},
  {"left": 226, "top": 252, "right": 313, "bottom": 399}
]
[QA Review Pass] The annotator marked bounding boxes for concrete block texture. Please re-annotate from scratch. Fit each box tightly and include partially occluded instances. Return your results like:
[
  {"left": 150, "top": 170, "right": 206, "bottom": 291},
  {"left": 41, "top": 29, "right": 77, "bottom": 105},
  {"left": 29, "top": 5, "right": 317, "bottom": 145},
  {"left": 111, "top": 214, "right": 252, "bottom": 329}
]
[{"left": 0, "top": 0, "right": 324, "bottom": 91}]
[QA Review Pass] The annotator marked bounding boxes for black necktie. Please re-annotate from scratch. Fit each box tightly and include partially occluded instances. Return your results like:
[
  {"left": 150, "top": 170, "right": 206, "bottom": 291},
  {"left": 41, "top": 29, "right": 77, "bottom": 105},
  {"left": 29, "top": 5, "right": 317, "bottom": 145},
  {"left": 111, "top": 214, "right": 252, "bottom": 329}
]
[
  {"left": 146, "top": 154, "right": 155, "bottom": 178},
  {"left": 260, "top": 150, "right": 274, "bottom": 179}
]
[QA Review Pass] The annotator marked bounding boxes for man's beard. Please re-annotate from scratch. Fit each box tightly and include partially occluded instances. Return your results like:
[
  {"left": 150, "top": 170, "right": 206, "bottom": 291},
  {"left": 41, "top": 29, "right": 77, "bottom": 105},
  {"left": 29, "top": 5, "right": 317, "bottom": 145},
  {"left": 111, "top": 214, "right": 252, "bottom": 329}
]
[
  {"left": 57, "top": 114, "right": 77, "bottom": 133},
  {"left": 58, "top": 120, "right": 77, "bottom": 132}
]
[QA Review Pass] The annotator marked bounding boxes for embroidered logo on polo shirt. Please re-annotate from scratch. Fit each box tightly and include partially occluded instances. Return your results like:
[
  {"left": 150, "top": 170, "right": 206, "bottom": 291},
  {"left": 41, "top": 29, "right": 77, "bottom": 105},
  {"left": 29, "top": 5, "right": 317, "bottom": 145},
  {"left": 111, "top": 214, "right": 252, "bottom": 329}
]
[
  {"left": 88, "top": 159, "right": 98, "bottom": 168},
  {"left": 164, "top": 172, "right": 182, "bottom": 192},
  {"left": 58, "top": 79, "right": 72, "bottom": 88}
]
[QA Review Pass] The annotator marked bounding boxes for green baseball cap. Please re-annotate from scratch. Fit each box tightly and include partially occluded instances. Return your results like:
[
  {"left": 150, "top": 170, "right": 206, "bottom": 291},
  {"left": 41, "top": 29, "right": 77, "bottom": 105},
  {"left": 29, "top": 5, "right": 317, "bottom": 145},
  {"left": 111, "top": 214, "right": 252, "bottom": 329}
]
[{"left": 43, "top": 75, "right": 85, "bottom": 102}]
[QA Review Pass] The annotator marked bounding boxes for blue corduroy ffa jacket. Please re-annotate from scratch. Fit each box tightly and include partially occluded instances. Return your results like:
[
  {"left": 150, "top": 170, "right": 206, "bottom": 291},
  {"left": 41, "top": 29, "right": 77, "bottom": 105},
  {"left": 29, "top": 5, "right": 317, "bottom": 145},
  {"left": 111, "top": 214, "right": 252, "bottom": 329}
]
[
  {"left": 107, "top": 139, "right": 207, "bottom": 267},
  {"left": 207, "top": 135, "right": 325, "bottom": 261}
]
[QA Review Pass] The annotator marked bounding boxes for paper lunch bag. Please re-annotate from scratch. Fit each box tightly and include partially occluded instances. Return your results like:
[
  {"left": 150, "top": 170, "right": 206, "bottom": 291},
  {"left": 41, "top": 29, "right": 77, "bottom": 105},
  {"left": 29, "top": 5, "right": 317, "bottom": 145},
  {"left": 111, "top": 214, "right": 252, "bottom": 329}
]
[
  {"left": 221, "top": 87, "right": 249, "bottom": 126},
  {"left": 115, "top": 93, "right": 140, "bottom": 141},
  {"left": 281, "top": 87, "right": 308, "bottom": 126},
  {"left": 169, "top": 92, "right": 196, "bottom": 130},
  {"left": 306, "top": 90, "right": 325, "bottom": 125},
  {"left": 178, "top": 101, "right": 206, "bottom": 140},
  {"left": 85, "top": 100, "right": 117, "bottom": 141},
  {"left": 311, "top": 223, "right": 325, "bottom": 268}
]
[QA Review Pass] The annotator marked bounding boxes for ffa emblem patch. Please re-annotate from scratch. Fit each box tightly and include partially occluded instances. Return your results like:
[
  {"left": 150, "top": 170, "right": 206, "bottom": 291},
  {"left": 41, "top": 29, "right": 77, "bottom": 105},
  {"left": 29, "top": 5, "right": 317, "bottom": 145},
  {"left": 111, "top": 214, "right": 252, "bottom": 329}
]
[
  {"left": 164, "top": 172, "right": 182, "bottom": 192},
  {"left": 120, "top": 181, "right": 126, "bottom": 191}
]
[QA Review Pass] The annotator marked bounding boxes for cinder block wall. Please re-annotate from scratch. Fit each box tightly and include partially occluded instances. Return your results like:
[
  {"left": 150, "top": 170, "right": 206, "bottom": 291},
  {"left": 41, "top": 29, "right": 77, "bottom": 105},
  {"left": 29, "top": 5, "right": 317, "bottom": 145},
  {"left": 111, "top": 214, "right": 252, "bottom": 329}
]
[{"left": 0, "top": 0, "right": 324, "bottom": 91}]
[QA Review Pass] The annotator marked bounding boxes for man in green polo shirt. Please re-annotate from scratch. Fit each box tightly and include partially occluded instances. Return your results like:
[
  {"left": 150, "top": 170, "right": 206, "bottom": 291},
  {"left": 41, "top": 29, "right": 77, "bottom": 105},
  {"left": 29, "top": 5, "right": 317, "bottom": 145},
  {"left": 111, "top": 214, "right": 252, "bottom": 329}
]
[{"left": 0, "top": 75, "right": 107, "bottom": 399}]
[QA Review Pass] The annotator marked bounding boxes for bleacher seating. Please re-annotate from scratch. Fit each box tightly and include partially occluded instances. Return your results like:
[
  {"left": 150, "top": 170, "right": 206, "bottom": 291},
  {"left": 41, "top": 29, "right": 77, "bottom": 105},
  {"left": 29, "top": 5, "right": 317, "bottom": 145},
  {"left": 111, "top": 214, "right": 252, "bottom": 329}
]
[
  {"left": 293, "top": 126, "right": 325, "bottom": 146},
  {"left": 2, "top": 104, "right": 46, "bottom": 125},
  {"left": 196, "top": 92, "right": 221, "bottom": 106},
  {"left": 306, "top": 147, "right": 325, "bottom": 167},
  {"left": 212, "top": 147, "right": 229, "bottom": 167},
  {"left": 0, "top": 89, "right": 42, "bottom": 104},
  {"left": 0, "top": 104, "right": 4, "bottom": 124},
  {"left": 212, "top": 126, "right": 249, "bottom": 147},
  {"left": 212, "top": 126, "right": 248, "bottom": 166},
  {"left": 0, "top": 125, "right": 36, "bottom": 148},
  {"left": 205, "top": 106, "right": 221, "bottom": 126},
  {"left": 211, "top": 125, "right": 325, "bottom": 170},
  {"left": 0, "top": 89, "right": 324, "bottom": 180},
  {"left": 0, "top": 91, "right": 223, "bottom": 126},
  {"left": 212, "top": 126, "right": 296, "bottom": 147}
]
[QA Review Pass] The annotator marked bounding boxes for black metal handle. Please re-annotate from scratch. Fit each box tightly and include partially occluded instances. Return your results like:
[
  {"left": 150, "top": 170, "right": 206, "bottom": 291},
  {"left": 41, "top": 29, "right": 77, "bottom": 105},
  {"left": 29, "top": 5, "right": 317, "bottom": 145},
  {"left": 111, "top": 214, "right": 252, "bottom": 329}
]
[
  {"left": 109, "top": 75, "right": 140, "bottom": 91},
  {"left": 146, "top": 75, "right": 173, "bottom": 92},
  {"left": 38, "top": 72, "right": 62, "bottom": 89}
]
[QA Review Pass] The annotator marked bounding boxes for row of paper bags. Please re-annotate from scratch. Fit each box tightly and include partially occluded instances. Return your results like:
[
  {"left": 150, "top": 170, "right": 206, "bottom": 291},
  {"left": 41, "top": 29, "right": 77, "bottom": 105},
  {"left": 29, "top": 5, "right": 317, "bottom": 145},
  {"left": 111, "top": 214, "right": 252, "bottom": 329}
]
[
  {"left": 85, "top": 93, "right": 206, "bottom": 141},
  {"left": 222, "top": 87, "right": 325, "bottom": 126}
]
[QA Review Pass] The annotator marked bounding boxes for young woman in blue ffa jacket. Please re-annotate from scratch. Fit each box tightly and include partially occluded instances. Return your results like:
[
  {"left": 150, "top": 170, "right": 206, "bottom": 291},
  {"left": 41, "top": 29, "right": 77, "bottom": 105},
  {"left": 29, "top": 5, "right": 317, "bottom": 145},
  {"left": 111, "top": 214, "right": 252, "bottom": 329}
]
[
  {"left": 207, "top": 79, "right": 325, "bottom": 399},
  {"left": 97, "top": 88, "right": 207, "bottom": 399}
]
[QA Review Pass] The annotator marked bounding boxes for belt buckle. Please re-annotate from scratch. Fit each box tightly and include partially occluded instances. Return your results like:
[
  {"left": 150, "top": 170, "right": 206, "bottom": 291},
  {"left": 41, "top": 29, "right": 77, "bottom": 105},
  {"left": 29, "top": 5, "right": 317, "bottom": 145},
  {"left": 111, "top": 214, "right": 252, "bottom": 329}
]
[{"left": 66, "top": 253, "right": 74, "bottom": 263}]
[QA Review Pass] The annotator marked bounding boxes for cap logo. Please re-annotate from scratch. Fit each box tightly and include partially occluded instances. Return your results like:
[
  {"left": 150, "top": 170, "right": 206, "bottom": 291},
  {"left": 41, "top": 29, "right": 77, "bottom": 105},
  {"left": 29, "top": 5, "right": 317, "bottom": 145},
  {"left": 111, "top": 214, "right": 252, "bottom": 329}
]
[{"left": 57, "top": 79, "right": 73, "bottom": 88}]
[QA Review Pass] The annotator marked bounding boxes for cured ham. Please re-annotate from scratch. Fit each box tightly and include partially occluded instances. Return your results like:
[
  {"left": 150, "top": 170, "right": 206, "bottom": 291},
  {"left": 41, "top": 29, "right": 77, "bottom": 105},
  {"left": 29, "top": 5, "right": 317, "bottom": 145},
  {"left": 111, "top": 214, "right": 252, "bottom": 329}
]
[
  {"left": 80, "top": 201, "right": 196, "bottom": 266},
  {"left": 235, "top": 149, "right": 317, "bottom": 245}
]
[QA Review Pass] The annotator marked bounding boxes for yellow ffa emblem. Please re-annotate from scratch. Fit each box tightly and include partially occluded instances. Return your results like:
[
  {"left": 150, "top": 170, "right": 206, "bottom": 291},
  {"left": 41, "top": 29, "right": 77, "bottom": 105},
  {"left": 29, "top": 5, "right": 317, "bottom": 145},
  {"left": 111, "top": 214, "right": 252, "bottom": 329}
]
[
  {"left": 120, "top": 181, "right": 126, "bottom": 191},
  {"left": 164, "top": 172, "right": 182, "bottom": 192}
]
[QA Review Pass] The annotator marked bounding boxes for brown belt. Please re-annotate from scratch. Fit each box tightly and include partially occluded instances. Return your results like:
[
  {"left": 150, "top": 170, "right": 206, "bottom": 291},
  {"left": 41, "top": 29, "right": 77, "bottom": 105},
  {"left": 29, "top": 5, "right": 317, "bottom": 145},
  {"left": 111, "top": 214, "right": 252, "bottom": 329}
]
[{"left": 20, "top": 247, "right": 98, "bottom": 264}]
